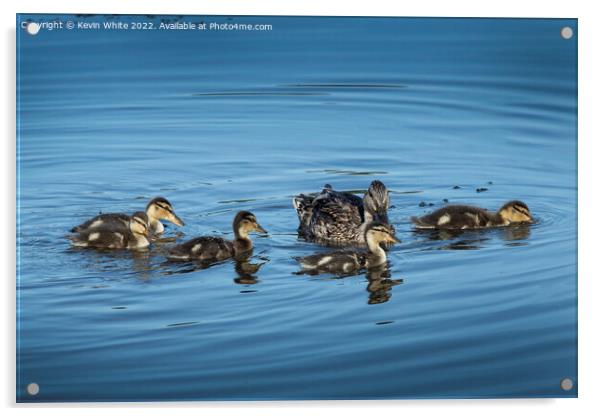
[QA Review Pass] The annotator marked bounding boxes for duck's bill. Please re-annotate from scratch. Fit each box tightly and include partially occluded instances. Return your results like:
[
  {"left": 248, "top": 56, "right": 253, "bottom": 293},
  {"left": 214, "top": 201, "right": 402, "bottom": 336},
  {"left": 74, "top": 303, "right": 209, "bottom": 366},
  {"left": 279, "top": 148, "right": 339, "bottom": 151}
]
[
  {"left": 254, "top": 224, "right": 268, "bottom": 234},
  {"left": 385, "top": 235, "right": 400, "bottom": 244},
  {"left": 166, "top": 212, "right": 185, "bottom": 227}
]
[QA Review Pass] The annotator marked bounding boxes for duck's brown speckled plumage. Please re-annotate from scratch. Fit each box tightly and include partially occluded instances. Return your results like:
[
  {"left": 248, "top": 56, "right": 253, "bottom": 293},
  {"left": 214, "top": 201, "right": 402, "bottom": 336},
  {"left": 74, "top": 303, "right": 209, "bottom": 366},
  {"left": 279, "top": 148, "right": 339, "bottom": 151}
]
[
  {"left": 412, "top": 200, "right": 533, "bottom": 230},
  {"left": 293, "top": 181, "right": 394, "bottom": 245},
  {"left": 167, "top": 211, "right": 266, "bottom": 262}
]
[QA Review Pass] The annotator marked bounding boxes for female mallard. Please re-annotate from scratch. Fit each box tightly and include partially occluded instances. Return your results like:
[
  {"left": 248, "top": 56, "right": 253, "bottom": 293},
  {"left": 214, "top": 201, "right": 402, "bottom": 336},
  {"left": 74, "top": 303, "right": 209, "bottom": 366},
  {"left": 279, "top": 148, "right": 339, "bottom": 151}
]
[
  {"left": 71, "top": 196, "right": 184, "bottom": 235},
  {"left": 69, "top": 211, "right": 150, "bottom": 250},
  {"left": 293, "top": 180, "right": 394, "bottom": 245},
  {"left": 295, "top": 222, "right": 399, "bottom": 275},
  {"left": 167, "top": 211, "right": 267, "bottom": 262},
  {"left": 412, "top": 200, "right": 533, "bottom": 230}
]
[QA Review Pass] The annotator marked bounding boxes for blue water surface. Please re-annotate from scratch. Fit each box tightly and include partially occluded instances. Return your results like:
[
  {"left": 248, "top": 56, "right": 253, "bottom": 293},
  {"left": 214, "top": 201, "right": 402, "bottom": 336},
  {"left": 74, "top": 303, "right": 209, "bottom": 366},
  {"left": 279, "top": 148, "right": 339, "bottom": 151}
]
[{"left": 16, "top": 15, "right": 577, "bottom": 401}]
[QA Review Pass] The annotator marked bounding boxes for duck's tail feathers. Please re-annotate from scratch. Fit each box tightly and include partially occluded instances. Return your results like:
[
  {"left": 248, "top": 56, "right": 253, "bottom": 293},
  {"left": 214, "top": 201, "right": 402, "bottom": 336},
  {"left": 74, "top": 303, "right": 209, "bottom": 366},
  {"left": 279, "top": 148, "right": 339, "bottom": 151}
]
[
  {"left": 364, "top": 180, "right": 390, "bottom": 215},
  {"left": 293, "top": 194, "right": 314, "bottom": 224}
]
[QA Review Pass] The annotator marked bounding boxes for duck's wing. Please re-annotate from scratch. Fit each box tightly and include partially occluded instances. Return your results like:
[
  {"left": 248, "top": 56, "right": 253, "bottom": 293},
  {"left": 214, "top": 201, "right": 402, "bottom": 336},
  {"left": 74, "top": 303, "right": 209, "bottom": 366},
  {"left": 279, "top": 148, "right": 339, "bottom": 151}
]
[
  {"left": 307, "top": 188, "right": 364, "bottom": 242},
  {"left": 71, "top": 213, "right": 130, "bottom": 233},
  {"left": 167, "top": 236, "right": 235, "bottom": 262}
]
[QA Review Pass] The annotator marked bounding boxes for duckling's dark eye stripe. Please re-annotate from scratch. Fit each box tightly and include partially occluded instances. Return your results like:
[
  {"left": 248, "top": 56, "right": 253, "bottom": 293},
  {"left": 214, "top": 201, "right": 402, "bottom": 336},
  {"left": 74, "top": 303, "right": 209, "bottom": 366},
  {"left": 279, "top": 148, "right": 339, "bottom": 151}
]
[
  {"left": 514, "top": 206, "right": 530, "bottom": 216},
  {"left": 157, "top": 203, "right": 173, "bottom": 212},
  {"left": 134, "top": 218, "right": 147, "bottom": 227}
]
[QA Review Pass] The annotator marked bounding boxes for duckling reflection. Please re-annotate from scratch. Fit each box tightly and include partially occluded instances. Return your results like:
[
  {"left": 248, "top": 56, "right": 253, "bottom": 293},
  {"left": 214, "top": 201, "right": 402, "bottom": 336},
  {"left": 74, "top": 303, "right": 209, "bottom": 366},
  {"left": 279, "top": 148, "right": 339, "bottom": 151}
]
[
  {"left": 413, "top": 222, "right": 532, "bottom": 250},
  {"left": 233, "top": 256, "right": 266, "bottom": 285},
  {"left": 161, "top": 252, "right": 267, "bottom": 285},
  {"left": 502, "top": 223, "right": 532, "bottom": 242},
  {"left": 365, "top": 263, "right": 403, "bottom": 305},
  {"left": 413, "top": 228, "right": 490, "bottom": 250}
]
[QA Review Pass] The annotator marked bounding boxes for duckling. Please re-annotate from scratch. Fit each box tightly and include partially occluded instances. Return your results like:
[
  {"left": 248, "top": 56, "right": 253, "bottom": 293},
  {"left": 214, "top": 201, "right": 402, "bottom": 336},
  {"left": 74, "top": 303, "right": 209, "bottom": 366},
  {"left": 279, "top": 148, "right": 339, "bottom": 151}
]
[
  {"left": 411, "top": 200, "right": 533, "bottom": 230},
  {"left": 71, "top": 196, "right": 184, "bottom": 235},
  {"left": 69, "top": 211, "right": 150, "bottom": 250},
  {"left": 293, "top": 180, "right": 394, "bottom": 245},
  {"left": 295, "top": 222, "right": 399, "bottom": 275},
  {"left": 167, "top": 211, "right": 267, "bottom": 262}
]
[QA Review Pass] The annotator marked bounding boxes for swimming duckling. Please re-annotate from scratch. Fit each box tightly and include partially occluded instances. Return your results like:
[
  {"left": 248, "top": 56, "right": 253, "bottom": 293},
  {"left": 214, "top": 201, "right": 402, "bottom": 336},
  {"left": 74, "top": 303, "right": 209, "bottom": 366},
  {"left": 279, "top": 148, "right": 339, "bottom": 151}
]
[
  {"left": 295, "top": 222, "right": 399, "bottom": 275},
  {"left": 69, "top": 211, "right": 151, "bottom": 250},
  {"left": 293, "top": 180, "right": 394, "bottom": 245},
  {"left": 411, "top": 200, "right": 533, "bottom": 230},
  {"left": 71, "top": 196, "right": 184, "bottom": 235},
  {"left": 167, "top": 211, "right": 267, "bottom": 262}
]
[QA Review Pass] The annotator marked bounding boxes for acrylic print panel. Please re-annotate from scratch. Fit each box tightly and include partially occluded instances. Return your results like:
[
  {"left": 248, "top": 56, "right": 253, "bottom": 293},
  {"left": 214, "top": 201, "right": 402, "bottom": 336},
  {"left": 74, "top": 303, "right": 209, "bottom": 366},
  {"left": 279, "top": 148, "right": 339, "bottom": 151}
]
[{"left": 16, "top": 14, "right": 577, "bottom": 402}]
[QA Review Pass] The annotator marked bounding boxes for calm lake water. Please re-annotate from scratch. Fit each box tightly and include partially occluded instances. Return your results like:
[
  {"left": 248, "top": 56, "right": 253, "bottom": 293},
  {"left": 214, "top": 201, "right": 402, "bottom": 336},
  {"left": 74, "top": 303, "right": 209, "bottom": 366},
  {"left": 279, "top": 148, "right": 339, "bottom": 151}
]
[{"left": 16, "top": 15, "right": 577, "bottom": 401}]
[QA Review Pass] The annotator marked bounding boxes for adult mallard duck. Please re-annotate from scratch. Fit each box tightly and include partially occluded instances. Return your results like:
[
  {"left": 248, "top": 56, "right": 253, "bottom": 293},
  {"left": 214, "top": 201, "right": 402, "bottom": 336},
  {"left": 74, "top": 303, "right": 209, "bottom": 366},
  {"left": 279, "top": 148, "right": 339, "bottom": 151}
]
[
  {"left": 166, "top": 211, "right": 267, "bottom": 262},
  {"left": 412, "top": 200, "right": 533, "bottom": 230},
  {"left": 293, "top": 180, "right": 394, "bottom": 245},
  {"left": 71, "top": 196, "right": 184, "bottom": 235}
]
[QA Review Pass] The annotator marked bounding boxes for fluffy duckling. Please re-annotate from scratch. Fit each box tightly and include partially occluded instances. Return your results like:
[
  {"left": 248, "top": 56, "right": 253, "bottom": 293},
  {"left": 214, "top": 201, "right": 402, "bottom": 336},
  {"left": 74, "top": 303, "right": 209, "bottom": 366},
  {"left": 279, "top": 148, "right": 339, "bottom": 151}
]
[
  {"left": 295, "top": 222, "right": 399, "bottom": 275},
  {"left": 412, "top": 200, "right": 533, "bottom": 230},
  {"left": 69, "top": 211, "right": 150, "bottom": 250},
  {"left": 167, "top": 211, "right": 267, "bottom": 262},
  {"left": 293, "top": 180, "right": 394, "bottom": 245},
  {"left": 71, "top": 196, "right": 184, "bottom": 235}
]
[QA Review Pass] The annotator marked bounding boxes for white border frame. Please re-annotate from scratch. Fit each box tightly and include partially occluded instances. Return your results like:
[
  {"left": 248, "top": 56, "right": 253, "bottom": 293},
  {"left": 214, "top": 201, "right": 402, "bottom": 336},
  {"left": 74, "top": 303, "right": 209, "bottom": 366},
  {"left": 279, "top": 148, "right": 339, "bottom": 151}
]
[{"left": 4, "top": 1, "right": 600, "bottom": 414}]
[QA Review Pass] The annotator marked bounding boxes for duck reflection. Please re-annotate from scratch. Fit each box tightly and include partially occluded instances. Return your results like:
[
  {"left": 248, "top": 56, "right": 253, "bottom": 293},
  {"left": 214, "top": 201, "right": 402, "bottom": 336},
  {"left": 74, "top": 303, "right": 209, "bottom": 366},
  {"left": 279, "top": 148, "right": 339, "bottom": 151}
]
[
  {"left": 413, "top": 223, "right": 532, "bottom": 250},
  {"left": 365, "top": 263, "right": 403, "bottom": 305},
  {"left": 161, "top": 252, "right": 267, "bottom": 285},
  {"left": 296, "top": 262, "right": 403, "bottom": 305},
  {"left": 502, "top": 223, "right": 532, "bottom": 243}
]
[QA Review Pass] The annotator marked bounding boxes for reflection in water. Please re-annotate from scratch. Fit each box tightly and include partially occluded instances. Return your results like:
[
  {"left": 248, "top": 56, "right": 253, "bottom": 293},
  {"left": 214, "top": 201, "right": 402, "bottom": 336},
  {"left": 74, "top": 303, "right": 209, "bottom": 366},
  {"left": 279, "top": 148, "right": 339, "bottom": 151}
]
[
  {"left": 502, "top": 224, "right": 532, "bottom": 243},
  {"left": 413, "top": 224, "right": 532, "bottom": 250},
  {"left": 297, "top": 262, "right": 402, "bottom": 305},
  {"left": 161, "top": 252, "right": 267, "bottom": 286},
  {"left": 365, "top": 264, "right": 403, "bottom": 305}
]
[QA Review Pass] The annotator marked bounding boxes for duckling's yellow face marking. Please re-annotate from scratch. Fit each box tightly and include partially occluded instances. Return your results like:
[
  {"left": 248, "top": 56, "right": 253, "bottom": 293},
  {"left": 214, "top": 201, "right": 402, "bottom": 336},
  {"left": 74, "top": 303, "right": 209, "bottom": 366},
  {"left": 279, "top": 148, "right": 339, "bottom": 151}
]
[
  {"left": 366, "top": 224, "right": 399, "bottom": 245},
  {"left": 238, "top": 215, "right": 268, "bottom": 236},
  {"left": 148, "top": 201, "right": 184, "bottom": 227},
  {"left": 499, "top": 203, "right": 533, "bottom": 224}
]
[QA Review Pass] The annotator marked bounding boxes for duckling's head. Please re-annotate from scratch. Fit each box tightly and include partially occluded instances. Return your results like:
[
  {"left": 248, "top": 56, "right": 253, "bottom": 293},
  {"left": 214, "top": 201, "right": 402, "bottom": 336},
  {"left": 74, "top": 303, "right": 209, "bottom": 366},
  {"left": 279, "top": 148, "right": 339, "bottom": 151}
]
[
  {"left": 363, "top": 180, "right": 391, "bottom": 224},
  {"left": 365, "top": 221, "right": 400, "bottom": 248},
  {"left": 497, "top": 200, "right": 533, "bottom": 225},
  {"left": 233, "top": 211, "right": 267, "bottom": 238},
  {"left": 146, "top": 197, "right": 184, "bottom": 227},
  {"left": 129, "top": 211, "right": 150, "bottom": 236}
]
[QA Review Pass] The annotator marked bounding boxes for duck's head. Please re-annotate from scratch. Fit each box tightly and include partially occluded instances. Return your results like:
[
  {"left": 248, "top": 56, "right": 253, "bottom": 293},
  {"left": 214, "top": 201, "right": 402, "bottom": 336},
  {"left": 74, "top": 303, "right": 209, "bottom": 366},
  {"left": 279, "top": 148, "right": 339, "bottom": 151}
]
[
  {"left": 365, "top": 221, "right": 400, "bottom": 248},
  {"left": 233, "top": 211, "right": 268, "bottom": 238},
  {"left": 497, "top": 200, "right": 533, "bottom": 225},
  {"left": 363, "top": 180, "right": 391, "bottom": 224},
  {"left": 146, "top": 197, "right": 184, "bottom": 227},
  {"left": 129, "top": 211, "right": 150, "bottom": 236}
]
